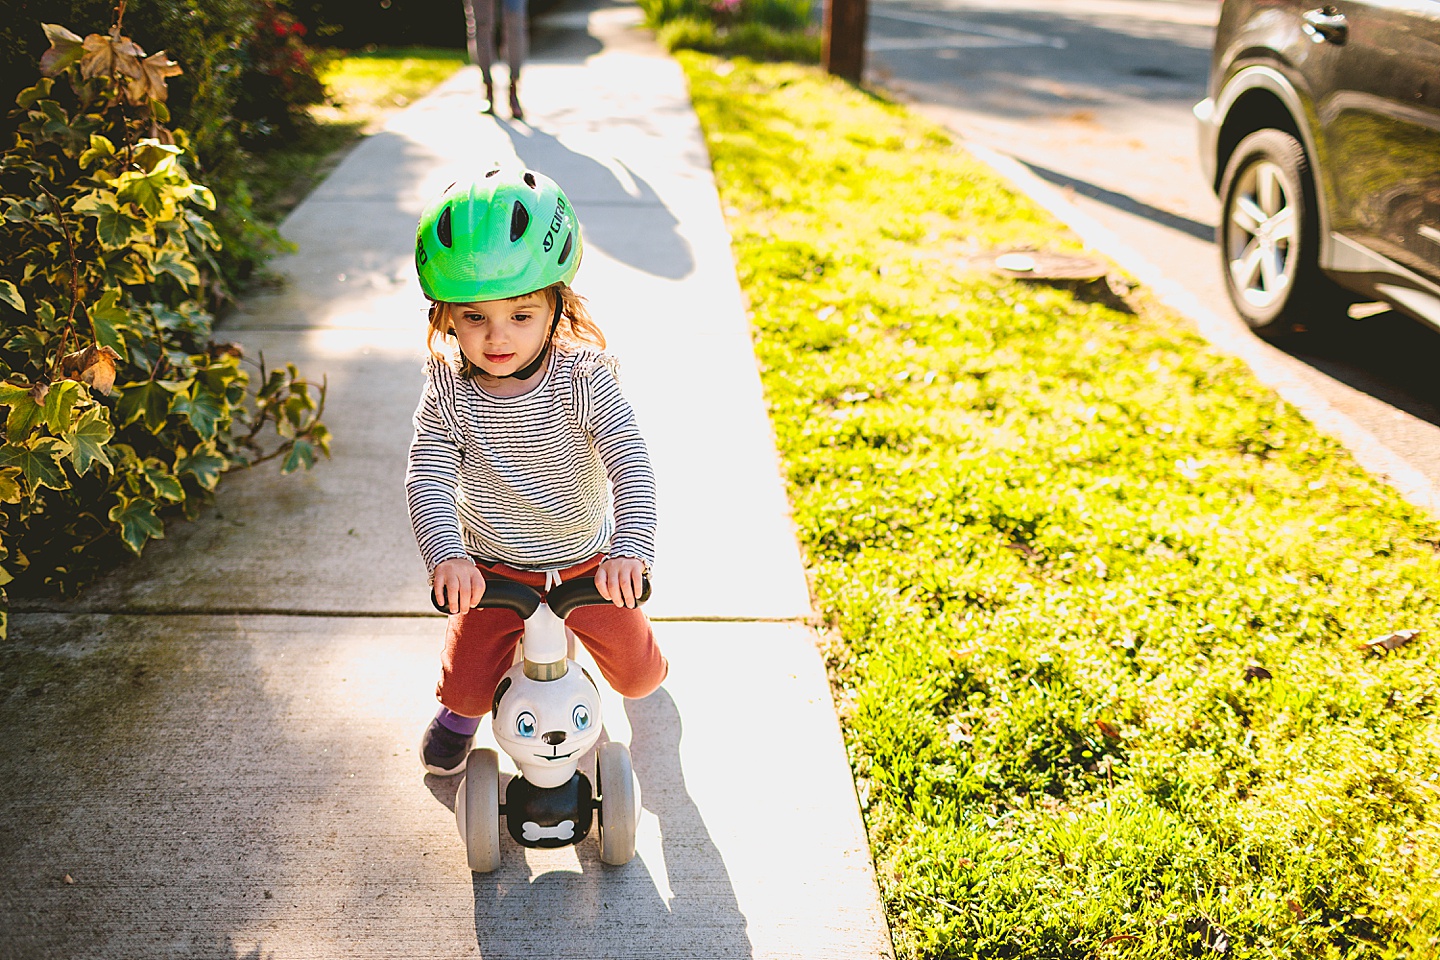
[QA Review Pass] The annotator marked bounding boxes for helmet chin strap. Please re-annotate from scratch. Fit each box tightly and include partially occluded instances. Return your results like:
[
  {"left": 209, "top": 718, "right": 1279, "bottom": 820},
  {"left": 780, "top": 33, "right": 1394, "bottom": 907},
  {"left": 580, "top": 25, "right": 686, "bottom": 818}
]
[{"left": 501, "top": 294, "right": 564, "bottom": 381}]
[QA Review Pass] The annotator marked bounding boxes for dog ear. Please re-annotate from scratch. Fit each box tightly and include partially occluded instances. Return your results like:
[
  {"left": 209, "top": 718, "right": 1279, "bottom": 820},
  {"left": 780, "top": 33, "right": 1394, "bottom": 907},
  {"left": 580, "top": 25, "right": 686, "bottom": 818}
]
[{"left": 492, "top": 677, "right": 512, "bottom": 718}]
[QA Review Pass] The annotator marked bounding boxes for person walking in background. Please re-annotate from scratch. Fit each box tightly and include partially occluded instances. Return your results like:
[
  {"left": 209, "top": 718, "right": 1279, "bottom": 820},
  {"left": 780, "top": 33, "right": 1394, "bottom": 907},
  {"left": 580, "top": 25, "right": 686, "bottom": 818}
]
[{"left": 462, "top": 0, "right": 528, "bottom": 119}]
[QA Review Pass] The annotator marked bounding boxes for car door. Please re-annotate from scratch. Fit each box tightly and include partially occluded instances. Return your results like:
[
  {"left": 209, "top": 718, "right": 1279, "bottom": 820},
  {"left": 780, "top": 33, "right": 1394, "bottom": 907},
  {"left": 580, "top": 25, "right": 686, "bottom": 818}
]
[{"left": 1313, "top": 0, "right": 1440, "bottom": 285}]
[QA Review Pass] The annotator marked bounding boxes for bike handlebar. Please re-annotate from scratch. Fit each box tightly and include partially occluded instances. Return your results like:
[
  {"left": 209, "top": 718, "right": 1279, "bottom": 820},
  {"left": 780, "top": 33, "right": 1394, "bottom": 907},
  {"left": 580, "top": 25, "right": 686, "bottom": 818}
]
[{"left": 430, "top": 574, "right": 651, "bottom": 618}]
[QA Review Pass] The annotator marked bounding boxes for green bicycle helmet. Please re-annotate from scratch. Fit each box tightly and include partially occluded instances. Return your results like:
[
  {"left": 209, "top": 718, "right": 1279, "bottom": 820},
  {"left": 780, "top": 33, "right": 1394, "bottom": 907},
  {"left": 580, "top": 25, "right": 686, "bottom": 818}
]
[{"left": 415, "top": 165, "right": 582, "bottom": 303}]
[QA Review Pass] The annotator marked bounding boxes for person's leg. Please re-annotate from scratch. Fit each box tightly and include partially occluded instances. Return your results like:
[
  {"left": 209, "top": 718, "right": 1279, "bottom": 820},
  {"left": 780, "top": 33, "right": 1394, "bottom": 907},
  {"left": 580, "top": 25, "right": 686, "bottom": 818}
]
[
  {"left": 437, "top": 605, "right": 525, "bottom": 717},
  {"left": 464, "top": 0, "right": 498, "bottom": 110},
  {"left": 565, "top": 604, "right": 668, "bottom": 700},
  {"left": 501, "top": 0, "right": 528, "bottom": 118}
]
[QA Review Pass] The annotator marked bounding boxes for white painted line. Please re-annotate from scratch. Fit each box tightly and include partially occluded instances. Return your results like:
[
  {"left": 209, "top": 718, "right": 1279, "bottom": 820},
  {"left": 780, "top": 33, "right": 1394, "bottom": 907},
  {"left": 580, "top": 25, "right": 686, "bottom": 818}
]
[
  {"left": 869, "top": 9, "right": 1068, "bottom": 48},
  {"left": 869, "top": 35, "right": 1038, "bottom": 50}
]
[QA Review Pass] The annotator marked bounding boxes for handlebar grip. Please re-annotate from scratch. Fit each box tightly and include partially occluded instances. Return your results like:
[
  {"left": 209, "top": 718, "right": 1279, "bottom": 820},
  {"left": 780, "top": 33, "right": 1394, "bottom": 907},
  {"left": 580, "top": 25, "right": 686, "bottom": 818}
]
[
  {"left": 429, "top": 574, "right": 651, "bottom": 617},
  {"left": 548, "top": 575, "right": 651, "bottom": 619},
  {"left": 431, "top": 578, "right": 541, "bottom": 618}
]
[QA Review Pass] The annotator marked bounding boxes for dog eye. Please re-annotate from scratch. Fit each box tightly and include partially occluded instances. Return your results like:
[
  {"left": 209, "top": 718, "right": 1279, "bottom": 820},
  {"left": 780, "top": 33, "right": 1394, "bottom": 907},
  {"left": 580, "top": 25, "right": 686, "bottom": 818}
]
[
  {"left": 515, "top": 711, "right": 537, "bottom": 738},
  {"left": 572, "top": 705, "right": 591, "bottom": 731}
]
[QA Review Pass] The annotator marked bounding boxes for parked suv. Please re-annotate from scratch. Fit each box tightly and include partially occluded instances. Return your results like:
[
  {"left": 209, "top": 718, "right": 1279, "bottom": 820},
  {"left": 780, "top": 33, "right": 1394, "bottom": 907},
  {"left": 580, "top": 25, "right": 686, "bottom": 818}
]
[{"left": 1196, "top": 0, "right": 1440, "bottom": 337}]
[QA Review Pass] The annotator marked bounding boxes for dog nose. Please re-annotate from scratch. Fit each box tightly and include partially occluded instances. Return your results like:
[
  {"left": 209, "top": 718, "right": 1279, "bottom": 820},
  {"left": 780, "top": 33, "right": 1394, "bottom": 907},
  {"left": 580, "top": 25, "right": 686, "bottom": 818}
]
[{"left": 542, "top": 730, "right": 567, "bottom": 746}]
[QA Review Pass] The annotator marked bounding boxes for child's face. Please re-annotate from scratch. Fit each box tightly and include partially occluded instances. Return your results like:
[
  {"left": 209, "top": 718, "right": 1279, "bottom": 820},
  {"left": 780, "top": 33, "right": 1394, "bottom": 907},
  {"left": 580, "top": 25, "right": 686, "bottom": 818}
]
[{"left": 447, "top": 291, "right": 552, "bottom": 379}]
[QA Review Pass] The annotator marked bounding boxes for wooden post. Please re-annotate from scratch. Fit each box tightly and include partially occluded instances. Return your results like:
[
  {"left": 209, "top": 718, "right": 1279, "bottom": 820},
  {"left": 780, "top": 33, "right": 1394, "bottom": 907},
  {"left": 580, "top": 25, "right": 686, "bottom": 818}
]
[{"left": 823, "top": 0, "right": 868, "bottom": 83}]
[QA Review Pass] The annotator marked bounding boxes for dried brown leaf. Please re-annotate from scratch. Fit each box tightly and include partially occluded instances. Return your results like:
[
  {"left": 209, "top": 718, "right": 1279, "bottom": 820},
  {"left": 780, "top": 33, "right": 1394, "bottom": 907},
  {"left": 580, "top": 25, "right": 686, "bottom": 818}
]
[
  {"left": 39, "top": 24, "right": 85, "bottom": 76},
  {"left": 1361, "top": 629, "right": 1421, "bottom": 655},
  {"left": 1243, "top": 664, "right": 1272, "bottom": 682},
  {"left": 59, "top": 345, "right": 120, "bottom": 396},
  {"left": 1095, "top": 718, "right": 1121, "bottom": 740},
  {"left": 125, "top": 50, "right": 182, "bottom": 105},
  {"left": 79, "top": 31, "right": 147, "bottom": 82}
]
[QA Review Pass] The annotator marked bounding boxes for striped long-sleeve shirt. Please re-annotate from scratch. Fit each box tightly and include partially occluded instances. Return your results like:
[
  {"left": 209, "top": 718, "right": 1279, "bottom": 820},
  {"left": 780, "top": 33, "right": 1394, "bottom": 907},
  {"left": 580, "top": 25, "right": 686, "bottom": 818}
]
[{"left": 405, "top": 345, "right": 657, "bottom": 574}]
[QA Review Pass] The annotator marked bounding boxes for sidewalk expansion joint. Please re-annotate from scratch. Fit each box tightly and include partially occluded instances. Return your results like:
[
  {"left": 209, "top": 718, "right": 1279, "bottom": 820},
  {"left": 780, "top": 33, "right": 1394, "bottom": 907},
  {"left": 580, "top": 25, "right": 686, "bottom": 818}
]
[{"left": 10, "top": 607, "right": 811, "bottom": 623}]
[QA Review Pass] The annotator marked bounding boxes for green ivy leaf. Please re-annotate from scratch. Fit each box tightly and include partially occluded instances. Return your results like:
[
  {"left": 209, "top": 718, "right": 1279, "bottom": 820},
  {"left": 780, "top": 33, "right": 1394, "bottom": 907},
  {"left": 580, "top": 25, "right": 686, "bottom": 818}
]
[
  {"left": 42, "top": 379, "right": 79, "bottom": 434},
  {"left": 0, "top": 465, "right": 22, "bottom": 503},
  {"left": 183, "top": 210, "right": 221, "bottom": 248},
  {"left": 78, "top": 134, "right": 116, "bottom": 169},
  {"left": 108, "top": 494, "right": 164, "bottom": 555},
  {"left": 73, "top": 192, "right": 145, "bottom": 250},
  {"left": 2, "top": 385, "right": 45, "bottom": 443},
  {"left": 0, "top": 280, "right": 24, "bottom": 314},
  {"left": 151, "top": 247, "right": 201, "bottom": 288},
  {"left": 88, "top": 288, "right": 132, "bottom": 359},
  {"left": 282, "top": 440, "right": 316, "bottom": 475},
  {"left": 0, "top": 438, "right": 68, "bottom": 492},
  {"left": 64, "top": 407, "right": 114, "bottom": 476},
  {"left": 114, "top": 380, "right": 176, "bottom": 432},
  {"left": 15, "top": 78, "right": 55, "bottom": 109},
  {"left": 113, "top": 164, "right": 175, "bottom": 220},
  {"left": 191, "top": 183, "right": 216, "bottom": 211},
  {"left": 170, "top": 387, "right": 226, "bottom": 440},
  {"left": 140, "top": 458, "right": 184, "bottom": 502},
  {"left": 175, "top": 444, "right": 226, "bottom": 490}
]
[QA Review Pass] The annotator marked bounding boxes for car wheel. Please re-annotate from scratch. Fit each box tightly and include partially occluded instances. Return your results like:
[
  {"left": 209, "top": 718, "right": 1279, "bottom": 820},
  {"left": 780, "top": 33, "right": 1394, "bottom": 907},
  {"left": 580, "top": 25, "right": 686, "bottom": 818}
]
[{"left": 1217, "top": 129, "right": 1343, "bottom": 337}]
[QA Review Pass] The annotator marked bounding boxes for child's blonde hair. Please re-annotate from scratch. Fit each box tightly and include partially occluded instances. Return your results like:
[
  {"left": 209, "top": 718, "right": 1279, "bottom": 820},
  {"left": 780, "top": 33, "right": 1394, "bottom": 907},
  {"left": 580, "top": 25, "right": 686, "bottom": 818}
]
[{"left": 425, "top": 282, "right": 605, "bottom": 379}]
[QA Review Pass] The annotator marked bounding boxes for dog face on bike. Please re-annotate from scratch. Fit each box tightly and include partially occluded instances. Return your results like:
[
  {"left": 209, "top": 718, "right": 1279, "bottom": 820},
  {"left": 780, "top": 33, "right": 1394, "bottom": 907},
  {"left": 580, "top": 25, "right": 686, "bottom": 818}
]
[{"left": 491, "top": 663, "right": 603, "bottom": 788}]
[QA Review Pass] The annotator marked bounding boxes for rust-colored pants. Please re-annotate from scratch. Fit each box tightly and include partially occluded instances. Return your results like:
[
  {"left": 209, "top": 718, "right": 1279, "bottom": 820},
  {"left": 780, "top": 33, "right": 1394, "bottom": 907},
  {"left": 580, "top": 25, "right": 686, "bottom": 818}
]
[{"left": 437, "top": 553, "right": 667, "bottom": 718}]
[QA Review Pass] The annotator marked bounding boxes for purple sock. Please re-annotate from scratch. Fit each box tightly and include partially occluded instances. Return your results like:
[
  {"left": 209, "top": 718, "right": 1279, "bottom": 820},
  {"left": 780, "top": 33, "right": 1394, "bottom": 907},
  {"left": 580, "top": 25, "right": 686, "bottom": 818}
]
[{"left": 436, "top": 707, "right": 481, "bottom": 736}]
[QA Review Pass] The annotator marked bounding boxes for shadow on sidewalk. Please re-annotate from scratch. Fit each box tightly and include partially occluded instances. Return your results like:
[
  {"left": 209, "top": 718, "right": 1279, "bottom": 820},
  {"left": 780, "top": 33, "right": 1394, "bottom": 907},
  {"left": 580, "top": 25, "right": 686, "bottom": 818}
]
[{"left": 500, "top": 122, "right": 696, "bottom": 281}]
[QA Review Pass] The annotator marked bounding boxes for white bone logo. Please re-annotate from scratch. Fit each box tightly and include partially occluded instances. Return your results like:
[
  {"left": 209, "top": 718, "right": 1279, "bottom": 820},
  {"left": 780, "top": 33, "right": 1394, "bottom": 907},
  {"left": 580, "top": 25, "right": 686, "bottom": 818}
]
[{"left": 522, "top": 820, "right": 575, "bottom": 842}]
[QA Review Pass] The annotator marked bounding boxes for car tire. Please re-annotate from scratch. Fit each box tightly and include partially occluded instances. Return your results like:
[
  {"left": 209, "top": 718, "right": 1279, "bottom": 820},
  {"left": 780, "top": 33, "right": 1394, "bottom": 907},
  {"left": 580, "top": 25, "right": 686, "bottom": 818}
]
[{"left": 1217, "top": 129, "right": 1347, "bottom": 337}]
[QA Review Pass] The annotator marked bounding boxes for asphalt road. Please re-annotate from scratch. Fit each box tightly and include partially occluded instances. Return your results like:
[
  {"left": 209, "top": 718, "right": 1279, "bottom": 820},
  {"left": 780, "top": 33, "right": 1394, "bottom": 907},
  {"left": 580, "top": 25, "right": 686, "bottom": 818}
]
[{"left": 865, "top": 0, "right": 1440, "bottom": 512}]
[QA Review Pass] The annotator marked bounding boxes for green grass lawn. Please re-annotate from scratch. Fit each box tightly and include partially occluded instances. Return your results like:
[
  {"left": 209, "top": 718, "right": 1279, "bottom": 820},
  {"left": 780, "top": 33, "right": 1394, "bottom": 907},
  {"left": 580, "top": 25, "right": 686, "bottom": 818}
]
[
  {"left": 680, "top": 53, "right": 1440, "bottom": 959},
  {"left": 249, "top": 47, "right": 466, "bottom": 224}
]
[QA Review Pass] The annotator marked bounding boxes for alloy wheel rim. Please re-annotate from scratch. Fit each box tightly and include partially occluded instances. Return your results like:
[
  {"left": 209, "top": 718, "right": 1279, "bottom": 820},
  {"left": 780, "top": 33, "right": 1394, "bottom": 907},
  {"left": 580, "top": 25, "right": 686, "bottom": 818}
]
[{"left": 1225, "top": 159, "right": 1298, "bottom": 311}]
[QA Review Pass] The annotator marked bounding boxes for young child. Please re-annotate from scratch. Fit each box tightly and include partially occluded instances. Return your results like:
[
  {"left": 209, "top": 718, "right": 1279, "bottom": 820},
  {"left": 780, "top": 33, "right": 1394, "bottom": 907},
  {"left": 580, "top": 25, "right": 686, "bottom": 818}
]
[{"left": 406, "top": 166, "right": 667, "bottom": 775}]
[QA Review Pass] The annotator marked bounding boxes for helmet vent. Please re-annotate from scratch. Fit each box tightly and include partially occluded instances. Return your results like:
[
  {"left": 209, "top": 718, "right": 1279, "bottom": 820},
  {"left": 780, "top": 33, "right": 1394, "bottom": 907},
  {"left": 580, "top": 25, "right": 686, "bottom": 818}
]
[
  {"left": 437, "top": 206, "right": 453, "bottom": 247},
  {"left": 510, "top": 200, "right": 530, "bottom": 242},
  {"left": 523, "top": 172, "right": 538, "bottom": 189},
  {"left": 557, "top": 231, "right": 574, "bottom": 266}
]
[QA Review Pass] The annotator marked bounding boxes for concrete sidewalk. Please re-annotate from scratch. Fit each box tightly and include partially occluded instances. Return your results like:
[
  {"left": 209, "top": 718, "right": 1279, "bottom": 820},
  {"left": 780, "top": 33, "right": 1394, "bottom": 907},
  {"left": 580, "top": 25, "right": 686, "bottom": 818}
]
[{"left": 0, "top": 3, "right": 894, "bottom": 957}]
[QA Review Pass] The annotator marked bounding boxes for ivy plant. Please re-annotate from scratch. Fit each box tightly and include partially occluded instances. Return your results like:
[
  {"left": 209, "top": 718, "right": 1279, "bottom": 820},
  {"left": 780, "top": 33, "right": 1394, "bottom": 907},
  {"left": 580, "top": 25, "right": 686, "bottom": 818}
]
[{"left": 0, "top": 18, "right": 331, "bottom": 637}]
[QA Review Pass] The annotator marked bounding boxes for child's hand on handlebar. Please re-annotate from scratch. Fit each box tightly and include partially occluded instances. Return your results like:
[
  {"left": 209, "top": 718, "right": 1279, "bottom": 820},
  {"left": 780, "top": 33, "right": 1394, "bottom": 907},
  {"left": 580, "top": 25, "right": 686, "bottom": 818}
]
[
  {"left": 434, "top": 558, "right": 486, "bottom": 614},
  {"left": 595, "top": 557, "right": 646, "bottom": 608}
]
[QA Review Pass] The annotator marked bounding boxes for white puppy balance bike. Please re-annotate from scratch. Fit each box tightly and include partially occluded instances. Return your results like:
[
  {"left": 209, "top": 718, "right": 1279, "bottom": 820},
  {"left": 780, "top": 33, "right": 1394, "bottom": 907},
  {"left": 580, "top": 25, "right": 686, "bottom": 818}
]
[{"left": 432, "top": 575, "right": 648, "bottom": 872}]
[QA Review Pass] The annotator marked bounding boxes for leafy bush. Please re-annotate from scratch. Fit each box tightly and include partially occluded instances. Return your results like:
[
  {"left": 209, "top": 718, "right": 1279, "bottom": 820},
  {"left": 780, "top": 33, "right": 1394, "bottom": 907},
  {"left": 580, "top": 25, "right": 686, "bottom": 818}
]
[
  {"left": 0, "top": 22, "right": 329, "bottom": 636},
  {"left": 638, "top": 0, "right": 819, "bottom": 61},
  {"left": 1, "top": 1, "right": 331, "bottom": 296}
]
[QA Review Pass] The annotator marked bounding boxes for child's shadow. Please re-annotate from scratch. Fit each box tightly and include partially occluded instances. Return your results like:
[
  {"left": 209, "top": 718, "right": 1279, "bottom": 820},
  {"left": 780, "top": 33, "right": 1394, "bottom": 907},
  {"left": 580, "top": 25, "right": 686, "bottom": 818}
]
[
  {"left": 460, "top": 687, "right": 753, "bottom": 958},
  {"left": 499, "top": 122, "right": 696, "bottom": 282}
]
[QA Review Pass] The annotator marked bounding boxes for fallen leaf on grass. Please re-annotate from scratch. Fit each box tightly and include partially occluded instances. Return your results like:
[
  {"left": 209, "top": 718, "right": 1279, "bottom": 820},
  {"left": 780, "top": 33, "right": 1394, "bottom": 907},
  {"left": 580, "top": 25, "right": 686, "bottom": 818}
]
[
  {"left": 1361, "top": 629, "right": 1421, "bottom": 656},
  {"left": 62, "top": 874, "right": 74, "bottom": 884},
  {"left": 1243, "top": 664, "right": 1272, "bottom": 682},
  {"left": 1095, "top": 718, "right": 1121, "bottom": 740},
  {"left": 1100, "top": 934, "right": 1140, "bottom": 947}
]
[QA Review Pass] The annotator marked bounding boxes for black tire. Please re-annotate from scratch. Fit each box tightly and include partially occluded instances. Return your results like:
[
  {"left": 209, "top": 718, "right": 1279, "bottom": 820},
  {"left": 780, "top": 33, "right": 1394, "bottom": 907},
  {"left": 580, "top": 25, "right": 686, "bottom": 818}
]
[{"left": 1217, "top": 129, "right": 1347, "bottom": 337}]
